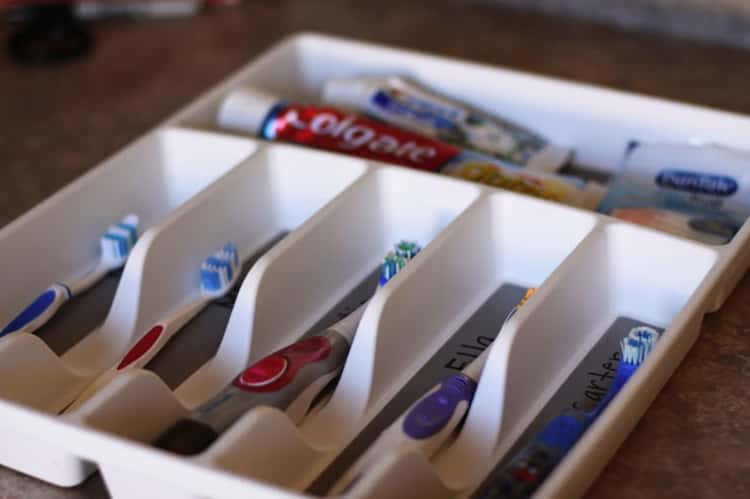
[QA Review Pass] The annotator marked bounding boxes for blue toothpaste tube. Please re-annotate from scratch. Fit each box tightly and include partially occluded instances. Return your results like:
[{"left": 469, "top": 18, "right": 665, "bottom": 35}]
[
  {"left": 598, "top": 142, "right": 750, "bottom": 244},
  {"left": 322, "top": 76, "right": 572, "bottom": 173}
]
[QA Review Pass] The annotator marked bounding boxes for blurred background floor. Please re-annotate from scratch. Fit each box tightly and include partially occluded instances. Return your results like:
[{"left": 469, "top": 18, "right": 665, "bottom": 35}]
[{"left": 1, "top": 1, "right": 750, "bottom": 498}]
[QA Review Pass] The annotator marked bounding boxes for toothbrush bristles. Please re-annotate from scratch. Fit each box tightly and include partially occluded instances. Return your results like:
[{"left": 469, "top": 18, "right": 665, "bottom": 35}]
[
  {"left": 201, "top": 242, "right": 240, "bottom": 295},
  {"left": 100, "top": 214, "right": 139, "bottom": 266},
  {"left": 394, "top": 240, "right": 421, "bottom": 260},
  {"left": 379, "top": 241, "right": 422, "bottom": 287},
  {"left": 620, "top": 326, "right": 660, "bottom": 365}
]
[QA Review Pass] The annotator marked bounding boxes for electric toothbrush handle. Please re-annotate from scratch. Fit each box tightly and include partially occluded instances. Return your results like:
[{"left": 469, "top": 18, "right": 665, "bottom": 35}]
[
  {"left": 331, "top": 373, "right": 477, "bottom": 495},
  {"left": 232, "top": 329, "right": 351, "bottom": 417},
  {"left": 475, "top": 410, "right": 592, "bottom": 499},
  {"left": 156, "top": 330, "right": 352, "bottom": 456},
  {"left": 0, "top": 283, "right": 71, "bottom": 337},
  {"left": 229, "top": 303, "right": 367, "bottom": 420},
  {"left": 400, "top": 373, "right": 477, "bottom": 444}
]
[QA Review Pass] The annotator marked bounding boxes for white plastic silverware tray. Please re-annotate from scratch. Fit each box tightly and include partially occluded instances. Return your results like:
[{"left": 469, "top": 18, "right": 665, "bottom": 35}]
[{"left": 1, "top": 33, "right": 749, "bottom": 499}]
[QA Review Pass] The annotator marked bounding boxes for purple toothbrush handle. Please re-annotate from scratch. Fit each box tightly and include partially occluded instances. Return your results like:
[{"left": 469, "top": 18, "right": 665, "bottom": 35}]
[{"left": 403, "top": 374, "right": 478, "bottom": 439}]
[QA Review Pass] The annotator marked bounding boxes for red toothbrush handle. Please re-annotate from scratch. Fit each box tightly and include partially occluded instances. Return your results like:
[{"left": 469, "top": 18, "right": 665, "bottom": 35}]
[{"left": 233, "top": 336, "right": 333, "bottom": 393}]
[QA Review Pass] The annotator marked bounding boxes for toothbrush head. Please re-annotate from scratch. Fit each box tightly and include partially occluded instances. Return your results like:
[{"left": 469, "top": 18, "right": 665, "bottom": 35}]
[
  {"left": 501, "top": 287, "right": 537, "bottom": 324},
  {"left": 518, "top": 288, "right": 536, "bottom": 308},
  {"left": 100, "top": 214, "right": 139, "bottom": 269},
  {"left": 394, "top": 240, "right": 421, "bottom": 260},
  {"left": 620, "top": 326, "right": 661, "bottom": 366},
  {"left": 200, "top": 242, "right": 241, "bottom": 298},
  {"left": 379, "top": 241, "right": 422, "bottom": 287}
]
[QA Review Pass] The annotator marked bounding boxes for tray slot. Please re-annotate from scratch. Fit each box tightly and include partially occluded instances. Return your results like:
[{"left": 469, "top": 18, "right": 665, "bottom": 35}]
[
  {"left": 532, "top": 247, "right": 721, "bottom": 498},
  {"left": 467, "top": 317, "right": 662, "bottom": 498},
  {"left": 428, "top": 222, "right": 719, "bottom": 491},
  {"left": 145, "top": 236, "right": 284, "bottom": 391},
  {"left": 306, "top": 283, "right": 528, "bottom": 496}
]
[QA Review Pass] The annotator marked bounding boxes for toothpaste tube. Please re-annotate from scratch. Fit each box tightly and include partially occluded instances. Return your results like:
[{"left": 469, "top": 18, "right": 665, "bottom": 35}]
[
  {"left": 322, "top": 76, "right": 571, "bottom": 173},
  {"left": 217, "top": 87, "right": 604, "bottom": 209},
  {"left": 598, "top": 142, "right": 749, "bottom": 244}
]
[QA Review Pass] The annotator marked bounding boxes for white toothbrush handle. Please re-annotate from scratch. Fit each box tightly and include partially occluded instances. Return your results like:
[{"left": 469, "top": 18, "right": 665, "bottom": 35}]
[
  {"left": 64, "top": 299, "right": 206, "bottom": 413},
  {"left": 67, "top": 260, "right": 112, "bottom": 296},
  {"left": 0, "top": 283, "right": 71, "bottom": 337}
]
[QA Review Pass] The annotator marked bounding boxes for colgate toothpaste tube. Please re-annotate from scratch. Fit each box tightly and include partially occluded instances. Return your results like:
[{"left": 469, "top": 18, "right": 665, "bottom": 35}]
[
  {"left": 217, "top": 87, "right": 605, "bottom": 209},
  {"left": 322, "top": 76, "right": 571, "bottom": 173}
]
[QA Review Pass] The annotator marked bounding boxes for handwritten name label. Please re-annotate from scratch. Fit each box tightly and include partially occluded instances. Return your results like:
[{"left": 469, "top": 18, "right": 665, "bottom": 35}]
[
  {"left": 572, "top": 350, "right": 621, "bottom": 409},
  {"left": 444, "top": 335, "right": 494, "bottom": 371}
]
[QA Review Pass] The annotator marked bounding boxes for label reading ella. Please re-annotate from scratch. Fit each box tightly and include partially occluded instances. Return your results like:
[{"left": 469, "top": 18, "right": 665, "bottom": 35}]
[
  {"left": 266, "top": 105, "right": 461, "bottom": 171},
  {"left": 655, "top": 169, "right": 738, "bottom": 197}
]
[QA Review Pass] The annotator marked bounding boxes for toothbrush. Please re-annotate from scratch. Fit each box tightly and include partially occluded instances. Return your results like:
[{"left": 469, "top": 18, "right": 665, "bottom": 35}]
[
  {"left": 63, "top": 242, "right": 241, "bottom": 413},
  {"left": 0, "top": 214, "right": 139, "bottom": 338},
  {"left": 329, "top": 288, "right": 536, "bottom": 495},
  {"left": 473, "top": 325, "right": 661, "bottom": 499},
  {"left": 153, "top": 240, "right": 422, "bottom": 456}
]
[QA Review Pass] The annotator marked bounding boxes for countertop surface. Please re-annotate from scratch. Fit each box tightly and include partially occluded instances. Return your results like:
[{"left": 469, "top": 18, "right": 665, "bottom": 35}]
[
  {"left": 1, "top": 1, "right": 749, "bottom": 498},
  {"left": 486, "top": 0, "right": 750, "bottom": 49}
]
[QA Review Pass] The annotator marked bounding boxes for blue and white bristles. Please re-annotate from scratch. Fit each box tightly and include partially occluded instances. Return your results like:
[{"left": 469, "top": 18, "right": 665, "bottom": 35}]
[
  {"left": 70, "top": 214, "right": 140, "bottom": 294},
  {"left": 621, "top": 326, "right": 660, "bottom": 365},
  {"left": 100, "top": 214, "right": 139, "bottom": 266},
  {"left": 200, "top": 242, "right": 241, "bottom": 297},
  {"left": 379, "top": 240, "right": 421, "bottom": 287},
  {"left": 591, "top": 325, "right": 661, "bottom": 418}
]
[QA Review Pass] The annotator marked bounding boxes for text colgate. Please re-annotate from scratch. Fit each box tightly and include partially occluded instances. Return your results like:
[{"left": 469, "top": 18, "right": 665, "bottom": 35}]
[{"left": 267, "top": 105, "right": 461, "bottom": 171}]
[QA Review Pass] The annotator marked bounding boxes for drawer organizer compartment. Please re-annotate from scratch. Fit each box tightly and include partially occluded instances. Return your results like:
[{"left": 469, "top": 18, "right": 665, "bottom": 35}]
[{"left": 1, "top": 33, "right": 749, "bottom": 499}]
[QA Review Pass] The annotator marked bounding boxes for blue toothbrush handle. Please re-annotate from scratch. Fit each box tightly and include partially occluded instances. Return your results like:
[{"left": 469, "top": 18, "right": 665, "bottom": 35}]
[
  {"left": 0, "top": 283, "right": 71, "bottom": 338},
  {"left": 474, "top": 410, "right": 592, "bottom": 499},
  {"left": 476, "top": 327, "right": 660, "bottom": 499}
]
